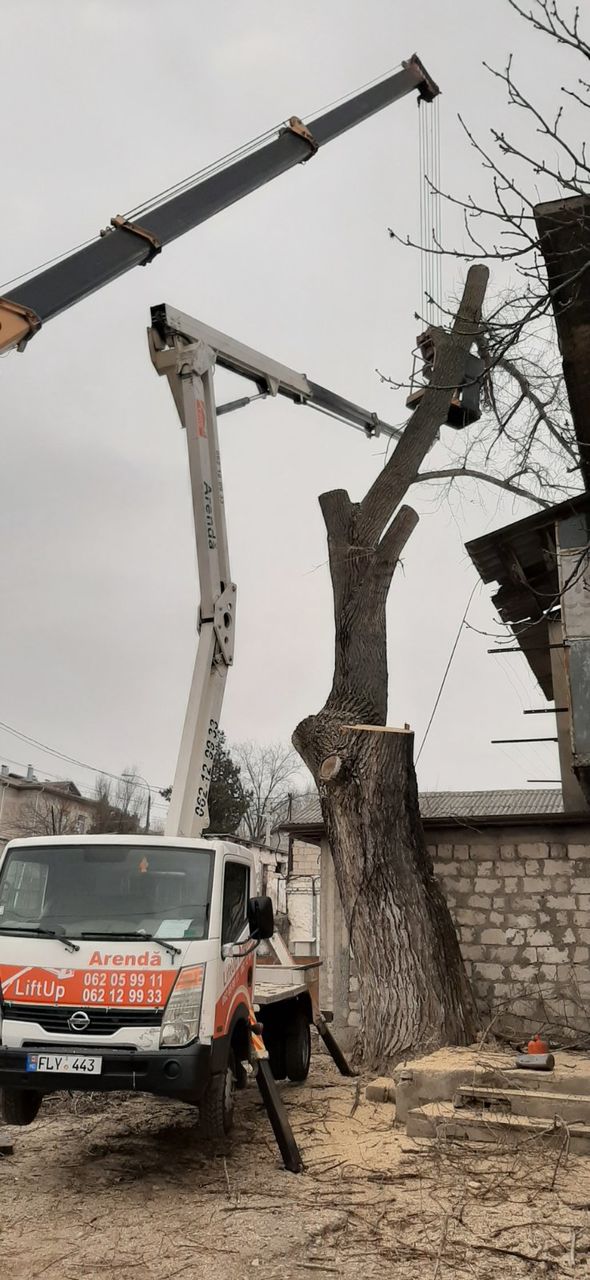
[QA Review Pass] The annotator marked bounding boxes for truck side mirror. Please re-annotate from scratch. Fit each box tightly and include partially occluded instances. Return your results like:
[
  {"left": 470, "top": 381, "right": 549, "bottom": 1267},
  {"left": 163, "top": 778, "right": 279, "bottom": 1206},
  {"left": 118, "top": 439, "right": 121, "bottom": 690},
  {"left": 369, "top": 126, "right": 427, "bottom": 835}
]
[{"left": 247, "top": 895, "right": 274, "bottom": 941}]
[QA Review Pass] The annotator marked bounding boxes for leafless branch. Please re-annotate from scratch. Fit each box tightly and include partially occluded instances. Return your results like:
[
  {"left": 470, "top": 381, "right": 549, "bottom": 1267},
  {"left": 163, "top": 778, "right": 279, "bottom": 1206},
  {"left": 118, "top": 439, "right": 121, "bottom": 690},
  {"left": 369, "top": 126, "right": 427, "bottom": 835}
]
[{"left": 413, "top": 466, "right": 551, "bottom": 507}]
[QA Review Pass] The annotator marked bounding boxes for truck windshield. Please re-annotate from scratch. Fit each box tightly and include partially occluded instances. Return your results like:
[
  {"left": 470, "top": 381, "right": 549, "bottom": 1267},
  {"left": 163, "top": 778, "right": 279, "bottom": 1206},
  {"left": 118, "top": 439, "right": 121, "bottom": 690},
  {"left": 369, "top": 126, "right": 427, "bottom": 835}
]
[{"left": 0, "top": 845, "right": 214, "bottom": 941}]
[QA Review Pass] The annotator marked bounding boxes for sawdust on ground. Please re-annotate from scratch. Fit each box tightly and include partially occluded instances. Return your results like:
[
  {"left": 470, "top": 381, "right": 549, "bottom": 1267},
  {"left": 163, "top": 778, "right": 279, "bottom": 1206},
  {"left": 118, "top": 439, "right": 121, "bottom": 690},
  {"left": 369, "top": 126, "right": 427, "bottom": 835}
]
[{"left": 1, "top": 1052, "right": 589, "bottom": 1279}]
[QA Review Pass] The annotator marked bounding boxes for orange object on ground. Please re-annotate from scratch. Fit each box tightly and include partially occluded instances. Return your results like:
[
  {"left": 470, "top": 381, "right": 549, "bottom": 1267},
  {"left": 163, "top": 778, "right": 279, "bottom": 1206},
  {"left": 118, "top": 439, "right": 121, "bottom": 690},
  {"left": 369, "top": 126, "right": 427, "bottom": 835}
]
[{"left": 528, "top": 1034, "right": 549, "bottom": 1054}]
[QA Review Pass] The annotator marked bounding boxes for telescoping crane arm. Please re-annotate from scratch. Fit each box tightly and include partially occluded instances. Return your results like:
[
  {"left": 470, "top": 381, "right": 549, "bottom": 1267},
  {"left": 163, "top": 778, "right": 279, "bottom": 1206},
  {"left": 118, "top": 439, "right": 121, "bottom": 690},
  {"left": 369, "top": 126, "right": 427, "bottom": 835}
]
[
  {"left": 0, "top": 55, "right": 438, "bottom": 355},
  {"left": 149, "top": 306, "right": 405, "bottom": 838}
]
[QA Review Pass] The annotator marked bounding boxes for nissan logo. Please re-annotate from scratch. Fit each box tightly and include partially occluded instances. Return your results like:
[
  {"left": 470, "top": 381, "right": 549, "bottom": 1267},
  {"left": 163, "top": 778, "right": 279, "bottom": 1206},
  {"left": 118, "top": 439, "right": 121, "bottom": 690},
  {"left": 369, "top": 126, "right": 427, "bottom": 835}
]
[{"left": 68, "top": 1010, "right": 91, "bottom": 1032}]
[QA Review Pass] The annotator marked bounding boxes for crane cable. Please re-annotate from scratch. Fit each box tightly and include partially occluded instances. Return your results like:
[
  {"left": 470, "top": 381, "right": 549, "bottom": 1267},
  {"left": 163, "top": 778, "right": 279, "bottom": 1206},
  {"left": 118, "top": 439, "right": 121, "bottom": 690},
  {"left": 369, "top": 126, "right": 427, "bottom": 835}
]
[{"left": 418, "top": 95, "right": 442, "bottom": 327}]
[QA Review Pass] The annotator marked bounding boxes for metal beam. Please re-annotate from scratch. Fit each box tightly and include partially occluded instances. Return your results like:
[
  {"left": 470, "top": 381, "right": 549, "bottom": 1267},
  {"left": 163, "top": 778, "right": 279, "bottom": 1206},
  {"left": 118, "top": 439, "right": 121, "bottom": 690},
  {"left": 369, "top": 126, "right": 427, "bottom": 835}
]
[
  {"left": 487, "top": 644, "right": 569, "bottom": 654},
  {"left": 523, "top": 707, "right": 568, "bottom": 714},
  {"left": 149, "top": 306, "right": 401, "bottom": 440},
  {"left": 0, "top": 55, "right": 438, "bottom": 352},
  {"left": 492, "top": 737, "right": 558, "bottom": 744}
]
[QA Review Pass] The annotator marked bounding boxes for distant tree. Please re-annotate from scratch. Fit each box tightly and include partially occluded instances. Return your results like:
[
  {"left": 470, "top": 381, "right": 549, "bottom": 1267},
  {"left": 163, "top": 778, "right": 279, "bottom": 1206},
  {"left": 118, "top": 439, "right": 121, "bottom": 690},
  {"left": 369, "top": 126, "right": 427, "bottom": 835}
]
[
  {"left": 160, "top": 732, "right": 251, "bottom": 834},
  {"left": 207, "top": 732, "right": 251, "bottom": 832},
  {"left": 90, "top": 769, "right": 144, "bottom": 835},
  {"left": 233, "top": 741, "right": 301, "bottom": 843}
]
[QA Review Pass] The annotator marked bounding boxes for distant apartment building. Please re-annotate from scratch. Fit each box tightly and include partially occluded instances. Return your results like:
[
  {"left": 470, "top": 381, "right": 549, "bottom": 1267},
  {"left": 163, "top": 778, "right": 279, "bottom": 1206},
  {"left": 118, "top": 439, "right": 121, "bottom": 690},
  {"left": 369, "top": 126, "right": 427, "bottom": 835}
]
[{"left": 0, "top": 765, "right": 98, "bottom": 852}]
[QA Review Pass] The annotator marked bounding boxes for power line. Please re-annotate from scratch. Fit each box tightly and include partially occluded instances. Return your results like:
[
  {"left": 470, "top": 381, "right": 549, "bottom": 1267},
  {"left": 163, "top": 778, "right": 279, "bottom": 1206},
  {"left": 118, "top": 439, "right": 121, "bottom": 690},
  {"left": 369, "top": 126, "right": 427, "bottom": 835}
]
[
  {"left": 416, "top": 580, "right": 481, "bottom": 764},
  {"left": 0, "top": 718, "right": 164, "bottom": 794}
]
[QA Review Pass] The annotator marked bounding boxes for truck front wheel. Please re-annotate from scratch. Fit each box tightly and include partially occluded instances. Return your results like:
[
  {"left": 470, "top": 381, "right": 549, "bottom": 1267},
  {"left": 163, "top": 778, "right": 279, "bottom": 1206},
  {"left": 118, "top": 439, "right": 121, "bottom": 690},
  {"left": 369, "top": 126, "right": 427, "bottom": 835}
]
[
  {"left": 199, "top": 1052, "right": 236, "bottom": 1139},
  {"left": 284, "top": 1009, "right": 311, "bottom": 1083},
  {"left": 1, "top": 1088, "right": 42, "bottom": 1127}
]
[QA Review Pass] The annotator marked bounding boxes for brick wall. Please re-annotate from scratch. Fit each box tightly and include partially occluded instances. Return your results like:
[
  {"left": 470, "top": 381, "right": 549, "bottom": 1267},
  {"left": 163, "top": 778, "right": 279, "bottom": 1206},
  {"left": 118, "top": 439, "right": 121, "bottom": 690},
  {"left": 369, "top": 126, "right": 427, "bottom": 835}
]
[
  {"left": 428, "top": 826, "right": 590, "bottom": 1036},
  {"left": 318, "top": 821, "right": 590, "bottom": 1040}
]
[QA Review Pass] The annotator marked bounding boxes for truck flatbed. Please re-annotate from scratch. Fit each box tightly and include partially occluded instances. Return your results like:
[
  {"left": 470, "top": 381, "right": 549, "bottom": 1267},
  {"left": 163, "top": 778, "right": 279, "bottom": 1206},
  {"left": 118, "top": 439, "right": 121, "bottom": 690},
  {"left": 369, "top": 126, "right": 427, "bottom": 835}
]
[{"left": 255, "top": 960, "right": 320, "bottom": 1007}]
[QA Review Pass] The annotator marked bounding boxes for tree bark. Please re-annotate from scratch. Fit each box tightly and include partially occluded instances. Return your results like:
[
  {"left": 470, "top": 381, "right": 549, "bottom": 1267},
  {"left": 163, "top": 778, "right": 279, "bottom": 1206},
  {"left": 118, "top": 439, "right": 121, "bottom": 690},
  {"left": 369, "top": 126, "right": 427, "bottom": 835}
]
[{"left": 293, "top": 265, "right": 488, "bottom": 1066}]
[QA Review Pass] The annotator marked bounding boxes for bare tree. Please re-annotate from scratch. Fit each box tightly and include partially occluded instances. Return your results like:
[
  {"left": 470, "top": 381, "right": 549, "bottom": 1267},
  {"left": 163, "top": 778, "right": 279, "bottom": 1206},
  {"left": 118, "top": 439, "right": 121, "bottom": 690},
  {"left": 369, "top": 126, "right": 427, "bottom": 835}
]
[
  {"left": 90, "top": 769, "right": 144, "bottom": 835},
  {"left": 233, "top": 742, "right": 302, "bottom": 843},
  {"left": 15, "top": 791, "right": 88, "bottom": 838},
  {"left": 387, "top": 0, "right": 590, "bottom": 506},
  {"left": 292, "top": 267, "right": 494, "bottom": 1066}
]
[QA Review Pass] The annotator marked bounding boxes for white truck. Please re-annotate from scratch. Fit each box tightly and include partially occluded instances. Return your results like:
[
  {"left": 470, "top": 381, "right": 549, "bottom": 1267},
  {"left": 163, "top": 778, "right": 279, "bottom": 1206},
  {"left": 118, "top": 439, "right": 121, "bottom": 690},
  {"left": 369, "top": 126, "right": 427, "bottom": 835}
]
[{"left": 0, "top": 833, "right": 321, "bottom": 1147}]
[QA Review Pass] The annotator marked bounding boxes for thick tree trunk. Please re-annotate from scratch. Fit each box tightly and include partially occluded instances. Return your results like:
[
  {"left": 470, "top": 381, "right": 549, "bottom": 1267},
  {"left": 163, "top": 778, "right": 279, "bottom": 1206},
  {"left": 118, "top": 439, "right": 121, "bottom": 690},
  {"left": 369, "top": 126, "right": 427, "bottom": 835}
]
[
  {"left": 295, "top": 717, "right": 476, "bottom": 1063},
  {"left": 293, "top": 266, "right": 489, "bottom": 1065}
]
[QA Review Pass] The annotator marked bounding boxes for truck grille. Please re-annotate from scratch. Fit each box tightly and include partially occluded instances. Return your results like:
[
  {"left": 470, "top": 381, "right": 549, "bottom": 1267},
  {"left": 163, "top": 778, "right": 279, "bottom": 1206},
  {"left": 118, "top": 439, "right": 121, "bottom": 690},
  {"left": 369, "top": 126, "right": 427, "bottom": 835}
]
[{"left": 2, "top": 1004, "right": 163, "bottom": 1035}]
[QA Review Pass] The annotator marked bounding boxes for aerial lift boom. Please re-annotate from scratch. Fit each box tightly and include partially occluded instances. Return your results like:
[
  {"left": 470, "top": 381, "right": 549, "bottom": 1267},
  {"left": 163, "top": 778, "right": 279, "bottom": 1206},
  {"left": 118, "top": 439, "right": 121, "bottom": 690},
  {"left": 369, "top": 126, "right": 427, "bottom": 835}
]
[
  {"left": 0, "top": 55, "right": 438, "bottom": 354},
  {"left": 149, "top": 305, "right": 404, "bottom": 837}
]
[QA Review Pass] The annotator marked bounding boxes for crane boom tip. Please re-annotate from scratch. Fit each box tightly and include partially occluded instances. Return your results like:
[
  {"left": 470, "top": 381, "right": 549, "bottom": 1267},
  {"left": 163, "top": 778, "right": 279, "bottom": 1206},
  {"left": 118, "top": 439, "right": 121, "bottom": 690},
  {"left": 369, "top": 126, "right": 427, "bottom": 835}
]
[{"left": 403, "top": 53, "right": 440, "bottom": 102}]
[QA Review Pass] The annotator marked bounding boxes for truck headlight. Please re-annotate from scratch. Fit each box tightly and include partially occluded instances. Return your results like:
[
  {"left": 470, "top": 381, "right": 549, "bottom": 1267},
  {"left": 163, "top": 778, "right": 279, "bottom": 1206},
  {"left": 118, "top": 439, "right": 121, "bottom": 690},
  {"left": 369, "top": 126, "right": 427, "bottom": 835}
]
[{"left": 160, "top": 964, "right": 205, "bottom": 1048}]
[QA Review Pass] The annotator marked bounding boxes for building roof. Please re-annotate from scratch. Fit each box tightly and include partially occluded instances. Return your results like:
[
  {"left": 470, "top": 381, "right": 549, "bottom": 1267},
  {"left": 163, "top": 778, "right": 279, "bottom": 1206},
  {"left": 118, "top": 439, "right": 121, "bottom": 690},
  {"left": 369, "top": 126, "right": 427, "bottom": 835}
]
[
  {"left": 465, "top": 492, "right": 590, "bottom": 699},
  {"left": 280, "top": 787, "right": 566, "bottom": 837},
  {"left": 0, "top": 769, "right": 94, "bottom": 805}
]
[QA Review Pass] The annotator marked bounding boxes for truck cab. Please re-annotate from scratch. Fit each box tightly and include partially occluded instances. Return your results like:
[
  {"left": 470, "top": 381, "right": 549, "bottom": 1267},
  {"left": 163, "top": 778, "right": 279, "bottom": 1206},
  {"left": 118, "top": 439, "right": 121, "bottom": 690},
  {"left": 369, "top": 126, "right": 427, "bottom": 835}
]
[{"left": 0, "top": 833, "right": 278, "bottom": 1136}]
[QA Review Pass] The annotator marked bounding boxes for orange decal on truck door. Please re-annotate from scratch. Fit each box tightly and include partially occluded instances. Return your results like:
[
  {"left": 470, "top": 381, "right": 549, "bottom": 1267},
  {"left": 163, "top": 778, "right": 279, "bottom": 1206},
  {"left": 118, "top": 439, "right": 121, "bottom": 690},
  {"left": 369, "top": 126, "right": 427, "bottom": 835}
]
[
  {"left": 0, "top": 964, "right": 176, "bottom": 1009},
  {"left": 214, "top": 952, "right": 253, "bottom": 1037}
]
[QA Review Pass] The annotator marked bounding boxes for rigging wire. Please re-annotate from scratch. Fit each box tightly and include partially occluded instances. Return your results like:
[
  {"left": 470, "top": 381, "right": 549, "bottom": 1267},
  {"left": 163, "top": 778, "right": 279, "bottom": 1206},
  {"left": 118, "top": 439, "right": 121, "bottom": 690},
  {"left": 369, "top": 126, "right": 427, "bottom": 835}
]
[
  {"left": 0, "top": 235, "right": 99, "bottom": 294},
  {"left": 122, "top": 122, "right": 286, "bottom": 222},
  {"left": 301, "top": 62, "right": 403, "bottom": 126}
]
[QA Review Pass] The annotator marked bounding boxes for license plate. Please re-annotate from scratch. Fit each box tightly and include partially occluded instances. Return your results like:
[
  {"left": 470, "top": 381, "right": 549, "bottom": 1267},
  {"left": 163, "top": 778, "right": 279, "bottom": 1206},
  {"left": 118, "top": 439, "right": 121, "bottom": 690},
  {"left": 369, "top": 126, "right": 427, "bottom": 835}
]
[{"left": 26, "top": 1053, "right": 102, "bottom": 1075}]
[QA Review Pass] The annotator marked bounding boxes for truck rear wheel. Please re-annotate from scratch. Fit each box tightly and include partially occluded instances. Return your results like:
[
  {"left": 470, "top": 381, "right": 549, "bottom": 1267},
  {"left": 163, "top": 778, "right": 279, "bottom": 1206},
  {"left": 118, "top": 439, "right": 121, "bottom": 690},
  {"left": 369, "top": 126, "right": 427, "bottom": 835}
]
[
  {"left": 199, "top": 1052, "right": 236, "bottom": 1139},
  {"left": 284, "top": 1009, "right": 311, "bottom": 1083},
  {"left": 266, "top": 1033, "right": 286, "bottom": 1081},
  {"left": 1, "top": 1088, "right": 42, "bottom": 1127}
]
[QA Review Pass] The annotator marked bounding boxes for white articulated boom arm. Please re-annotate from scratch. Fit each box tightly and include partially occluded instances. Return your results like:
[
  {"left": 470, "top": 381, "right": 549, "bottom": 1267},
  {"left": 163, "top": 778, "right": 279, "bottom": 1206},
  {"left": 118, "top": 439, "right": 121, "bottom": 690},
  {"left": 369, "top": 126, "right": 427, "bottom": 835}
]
[
  {"left": 149, "top": 306, "right": 405, "bottom": 838},
  {"left": 149, "top": 327, "right": 235, "bottom": 838}
]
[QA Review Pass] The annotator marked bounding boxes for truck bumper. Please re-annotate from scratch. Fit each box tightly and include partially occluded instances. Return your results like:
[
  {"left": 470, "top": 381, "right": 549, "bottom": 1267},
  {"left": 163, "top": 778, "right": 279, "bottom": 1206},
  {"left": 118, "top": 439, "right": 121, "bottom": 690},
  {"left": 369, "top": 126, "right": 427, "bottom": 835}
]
[{"left": 0, "top": 1041, "right": 218, "bottom": 1102}]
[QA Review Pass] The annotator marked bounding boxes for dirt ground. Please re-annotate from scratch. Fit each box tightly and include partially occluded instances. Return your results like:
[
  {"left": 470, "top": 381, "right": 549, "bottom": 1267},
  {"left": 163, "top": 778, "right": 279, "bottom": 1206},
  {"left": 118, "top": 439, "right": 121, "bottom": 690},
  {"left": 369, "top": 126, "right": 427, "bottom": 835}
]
[{"left": 2, "top": 1051, "right": 590, "bottom": 1279}]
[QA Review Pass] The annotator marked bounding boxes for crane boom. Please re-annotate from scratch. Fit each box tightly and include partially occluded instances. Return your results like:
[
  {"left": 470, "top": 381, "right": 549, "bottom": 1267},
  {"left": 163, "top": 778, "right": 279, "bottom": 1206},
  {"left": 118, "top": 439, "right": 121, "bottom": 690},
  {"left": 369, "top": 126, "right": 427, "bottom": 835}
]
[{"left": 0, "top": 55, "right": 438, "bottom": 355}]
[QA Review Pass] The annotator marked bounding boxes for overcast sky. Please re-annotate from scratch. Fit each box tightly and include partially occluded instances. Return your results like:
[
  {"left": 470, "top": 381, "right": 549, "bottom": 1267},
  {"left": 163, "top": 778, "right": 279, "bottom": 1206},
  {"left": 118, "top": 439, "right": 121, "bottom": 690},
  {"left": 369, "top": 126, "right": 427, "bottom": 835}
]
[{"left": 1, "top": 0, "right": 578, "bottom": 817}]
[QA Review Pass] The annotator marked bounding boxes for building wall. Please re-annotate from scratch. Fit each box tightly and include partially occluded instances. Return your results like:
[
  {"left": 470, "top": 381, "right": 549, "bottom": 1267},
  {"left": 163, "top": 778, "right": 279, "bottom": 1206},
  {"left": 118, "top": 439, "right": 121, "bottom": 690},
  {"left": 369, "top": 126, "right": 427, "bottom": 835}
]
[
  {"left": 0, "top": 784, "right": 95, "bottom": 850},
  {"left": 286, "top": 841, "right": 321, "bottom": 957},
  {"left": 320, "top": 819, "right": 590, "bottom": 1039}
]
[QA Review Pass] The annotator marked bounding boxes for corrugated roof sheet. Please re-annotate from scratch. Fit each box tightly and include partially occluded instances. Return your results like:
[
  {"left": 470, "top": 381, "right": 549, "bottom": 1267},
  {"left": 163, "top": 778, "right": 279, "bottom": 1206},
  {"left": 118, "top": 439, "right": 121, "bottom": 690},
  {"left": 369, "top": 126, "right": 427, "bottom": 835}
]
[
  {"left": 283, "top": 788, "right": 564, "bottom": 829},
  {"left": 420, "top": 789, "right": 564, "bottom": 818}
]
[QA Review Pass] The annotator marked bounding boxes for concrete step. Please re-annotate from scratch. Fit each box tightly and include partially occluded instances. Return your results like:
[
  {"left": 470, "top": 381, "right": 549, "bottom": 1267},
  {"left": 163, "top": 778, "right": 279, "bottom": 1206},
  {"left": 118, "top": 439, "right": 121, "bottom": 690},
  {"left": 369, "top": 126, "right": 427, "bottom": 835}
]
[
  {"left": 393, "top": 1050, "right": 590, "bottom": 1124},
  {"left": 407, "top": 1101, "right": 590, "bottom": 1155},
  {"left": 454, "top": 1084, "right": 590, "bottom": 1124}
]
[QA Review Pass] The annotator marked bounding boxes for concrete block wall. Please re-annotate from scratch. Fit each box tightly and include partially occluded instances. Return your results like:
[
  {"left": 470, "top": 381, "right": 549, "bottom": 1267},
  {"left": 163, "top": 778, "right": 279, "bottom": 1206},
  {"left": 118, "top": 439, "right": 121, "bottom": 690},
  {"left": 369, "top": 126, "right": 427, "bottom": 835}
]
[
  {"left": 284, "top": 841, "right": 321, "bottom": 957},
  {"left": 317, "top": 821, "right": 590, "bottom": 1040},
  {"left": 291, "top": 841, "right": 321, "bottom": 877},
  {"left": 428, "top": 829, "right": 590, "bottom": 1036}
]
